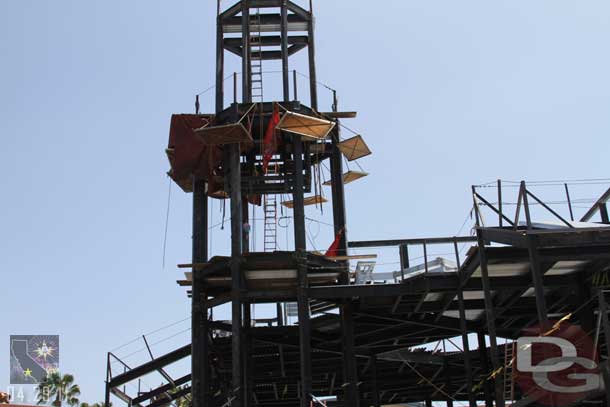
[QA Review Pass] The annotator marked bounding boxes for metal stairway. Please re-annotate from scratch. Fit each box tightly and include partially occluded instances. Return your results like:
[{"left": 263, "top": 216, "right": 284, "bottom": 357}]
[
  {"left": 504, "top": 340, "right": 515, "bottom": 404},
  {"left": 250, "top": 8, "right": 264, "bottom": 102},
  {"left": 250, "top": 8, "right": 277, "bottom": 253},
  {"left": 263, "top": 194, "right": 277, "bottom": 252}
]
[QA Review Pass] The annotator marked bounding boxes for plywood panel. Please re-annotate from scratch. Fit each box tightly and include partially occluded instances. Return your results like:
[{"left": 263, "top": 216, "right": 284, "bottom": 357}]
[
  {"left": 323, "top": 170, "right": 368, "bottom": 186},
  {"left": 338, "top": 135, "right": 371, "bottom": 161},
  {"left": 276, "top": 111, "right": 335, "bottom": 141}
]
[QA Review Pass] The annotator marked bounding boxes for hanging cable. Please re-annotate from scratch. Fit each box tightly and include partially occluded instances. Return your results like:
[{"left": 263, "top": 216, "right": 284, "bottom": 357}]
[{"left": 162, "top": 177, "right": 172, "bottom": 269}]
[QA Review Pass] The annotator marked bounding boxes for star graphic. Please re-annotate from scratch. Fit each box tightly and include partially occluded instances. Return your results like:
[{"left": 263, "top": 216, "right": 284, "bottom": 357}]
[
  {"left": 24, "top": 368, "right": 32, "bottom": 377},
  {"left": 35, "top": 340, "right": 55, "bottom": 361}
]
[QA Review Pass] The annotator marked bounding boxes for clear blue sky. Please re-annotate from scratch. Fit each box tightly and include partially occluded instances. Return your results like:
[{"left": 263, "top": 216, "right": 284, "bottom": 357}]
[{"left": 1, "top": 0, "right": 610, "bottom": 403}]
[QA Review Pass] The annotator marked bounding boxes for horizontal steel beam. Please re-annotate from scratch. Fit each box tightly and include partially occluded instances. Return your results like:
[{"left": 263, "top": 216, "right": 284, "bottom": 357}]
[{"left": 348, "top": 236, "right": 477, "bottom": 248}]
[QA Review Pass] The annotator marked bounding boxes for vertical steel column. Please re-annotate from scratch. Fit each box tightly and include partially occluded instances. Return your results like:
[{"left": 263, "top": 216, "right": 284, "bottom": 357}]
[
  {"left": 399, "top": 244, "right": 409, "bottom": 281},
  {"left": 243, "top": 303, "right": 253, "bottom": 407},
  {"left": 477, "top": 331, "right": 494, "bottom": 407},
  {"left": 476, "top": 230, "right": 505, "bottom": 407},
  {"left": 293, "top": 135, "right": 311, "bottom": 407},
  {"left": 192, "top": 179, "right": 209, "bottom": 407},
  {"left": 527, "top": 235, "right": 549, "bottom": 328},
  {"left": 293, "top": 70, "right": 298, "bottom": 101},
  {"left": 232, "top": 6, "right": 249, "bottom": 401},
  {"left": 230, "top": 139, "right": 244, "bottom": 407},
  {"left": 564, "top": 183, "right": 575, "bottom": 221},
  {"left": 497, "top": 179, "right": 503, "bottom": 227},
  {"left": 576, "top": 272, "right": 594, "bottom": 332},
  {"left": 105, "top": 356, "right": 111, "bottom": 407},
  {"left": 293, "top": 141, "right": 306, "bottom": 249},
  {"left": 443, "top": 358, "right": 454, "bottom": 407},
  {"left": 455, "top": 249, "right": 476, "bottom": 407},
  {"left": 306, "top": 2, "right": 318, "bottom": 110},
  {"left": 600, "top": 203, "right": 610, "bottom": 223},
  {"left": 242, "top": 196, "right": 249, "bottom": 253},
  {"left": 215, "top": 10, "right": 224, "bottom": 113},
  {"left": 280, "top": 0, "right": 290, "bottom": 101},
  {"left": 241, "top": 0, "right": 251, "bottom": 103},
  {"left": 598, "top": 291, "right": 610, "bottom": 403},
  {"left": 329, "top": 102, "right": 357, "bottom": 405},
  {"left": 296, "top": 251, "right": 311, "bottom": 407},
  {"left": 370, "top": 356, "right": 380, "bottom": 407},
  {"left": 341, "top": 300, "right": 359, "bottom": 406}
]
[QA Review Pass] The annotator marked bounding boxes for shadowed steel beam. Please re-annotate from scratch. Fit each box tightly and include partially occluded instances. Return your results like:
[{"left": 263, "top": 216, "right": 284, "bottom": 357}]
[
  {"left": 476, "top": 230, "right": 504, "bottom": 407},
  {"left": 108, "top": 345, "right": 190, "bottom": 388}
]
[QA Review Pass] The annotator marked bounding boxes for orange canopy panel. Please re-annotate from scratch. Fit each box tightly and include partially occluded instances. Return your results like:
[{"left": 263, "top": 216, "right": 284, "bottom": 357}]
[
  {"left": 281, "top": 195, "right": 328, "bottom": 208},
  {"left": 337, "top": 135, "right": 371, "bottom": 161},
  {"left": 167, "top": 114, "right": 224, "bottom": 195},
  {"left": 276, "top": 111, "right": 335, "bottom": 141}
]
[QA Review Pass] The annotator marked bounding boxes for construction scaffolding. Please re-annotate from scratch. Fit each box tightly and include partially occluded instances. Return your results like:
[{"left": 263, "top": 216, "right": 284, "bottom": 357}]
[{"left": 104, "top": 2, "right": 610, "bottom": 407}]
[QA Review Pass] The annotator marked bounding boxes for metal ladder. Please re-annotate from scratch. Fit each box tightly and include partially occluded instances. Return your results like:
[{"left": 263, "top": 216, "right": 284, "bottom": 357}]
[
  {"left": 263, "top": 194, "right": 277, "bottom": 252},
  {"left": 504, "top": 340, "right": 515, "bottom": 404},
  {"left": 250, "top": 8, "right": 264, "bottom": 102}
]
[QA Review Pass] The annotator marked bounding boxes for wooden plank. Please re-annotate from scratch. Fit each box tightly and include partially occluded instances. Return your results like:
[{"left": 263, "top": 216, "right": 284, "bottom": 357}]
[
  {"left": 177, "top": 262, "right": 211, "bottom": 269},
  {"left": 281, "top": 195, "right": 327, "bottom": 208},
  {"left": 320, "top": 111, "right": 357, "bottom": 119},
  {"left": 323, "top": 170, "right": 368, "bottom": 186}
]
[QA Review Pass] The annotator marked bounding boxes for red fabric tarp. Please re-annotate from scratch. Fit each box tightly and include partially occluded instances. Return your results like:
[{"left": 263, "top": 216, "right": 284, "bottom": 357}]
[{"left": 167, "top": 114, "right": 224, "bottom": 195}]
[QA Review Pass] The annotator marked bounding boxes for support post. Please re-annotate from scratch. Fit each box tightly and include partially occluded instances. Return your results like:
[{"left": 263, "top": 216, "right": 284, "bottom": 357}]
[
  {"left": 444, "top": 358, "right": 454, "bottom": 407},
  {"left": 105, "top": 356, "right": 111, "bottom": 407},
  {"left": 242, "top": 196, "right": 249, "bottom": 253},
  {"left": 370, "top": 356, "right": 380, "bottom": 407},
  {"left": 293, "top": 135, "right": 311, "bottom": 407},
  {"left": 241, "top": 0, "right": 250, "bottom": 103},
  {"left": 296, "top": 251, "right": 311, "bottom": 407},
  {"left": 601, "top": 203, "right": 610, "bottom": 224},
  {"left": 329, "top": 101, "right": 357, "bottom": 405},
  {"left": 192, "top": 178, "right": 209, "bottom": 407},
  {"left": 341, "top": 300, "right": 359, "bottom": 406},
  {"left": 476, "top": 230, "right": 505, "bottom": 407},
  {"left": 293, "top": 70, "right": 298, "bottom": 101},
  {"left": 243, "top": 303, "right": 253, "bottom": 407},
  {"left": 280, "top": 0, "right": 290, "bottom": 101},
  {"left": 399, "top": 244, "right": 409, "bottom": 281},
  {"left": 229, "top": 142, "right": 244, "bottom": 407},
  {"left": 215, "top": 14, "right": 224, "bottom": 113},
  {"left": 564, "top": 183, "right": 574, "bottom": 221},
  {"left": 497, "top": 179, "right": 503, "bottom": 227},
  {"left": 528, "top": 235, "right": 549, "bottom": 328},
  {"left": 456, "top": 265, "right": 476, "bottom": 407},
  {"left": 477, "top": 331, "right": 494, "bottom": 407},
  {"left": 306, "top": 4, "right": 318, "bottom": 110},
  {"left": 598, "top": 291, "right": 610, "bottom": 404}
]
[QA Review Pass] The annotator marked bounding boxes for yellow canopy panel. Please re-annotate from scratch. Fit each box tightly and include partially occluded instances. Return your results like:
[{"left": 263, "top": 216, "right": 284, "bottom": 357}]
[
  {"left": 338, "top": 135, "right": 371, "bottom": 161},
  {"left": 276, "top": 111, "right": 335, "bottom": 141},
  {"left": 323, "top": 170, "right": 368, "bottom": 186},
  {"left": 196, "top": 123, "right": 253, "bottom": 145},
  {"left": 281, "top": 195, "right": 328, "bottom": 208}
]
